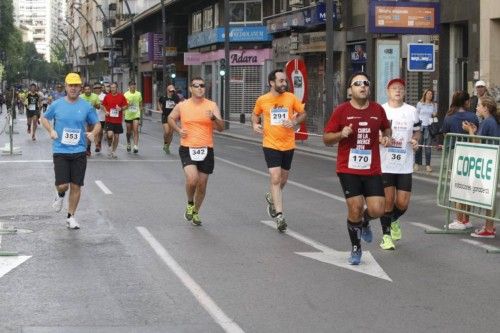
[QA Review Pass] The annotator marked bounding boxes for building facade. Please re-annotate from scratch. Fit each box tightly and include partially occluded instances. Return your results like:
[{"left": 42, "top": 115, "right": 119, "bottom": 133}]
[{"left": 14, "top": 0, "right": 66, "bottom": 62}]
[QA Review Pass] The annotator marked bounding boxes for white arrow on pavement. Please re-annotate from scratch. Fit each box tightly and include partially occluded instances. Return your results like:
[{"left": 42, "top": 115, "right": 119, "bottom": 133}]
[
  {"left": 0, "top": 256, "right": 31, "bottom": 279},
  {"left": 261, "top": 220, "right": 392, "bottom": 282}
]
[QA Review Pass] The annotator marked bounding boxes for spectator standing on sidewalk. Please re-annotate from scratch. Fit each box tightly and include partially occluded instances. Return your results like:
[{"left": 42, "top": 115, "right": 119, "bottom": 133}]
[
  {"left": 462, "top": 96, "right": 500, "bottom": 238},
  {"left": 415, "top": 89, "right": 438, "bottom": 172},
  {"left": 442, "top": 91, "right": 479, "bottom": 230},
  {"left": 469, "top": 80, "right": 490, "bottom": 113}
]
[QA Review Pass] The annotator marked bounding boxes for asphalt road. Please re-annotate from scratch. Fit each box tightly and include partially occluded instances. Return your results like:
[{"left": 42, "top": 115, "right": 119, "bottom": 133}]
[{"left": 0, "top": 111, "right": 499, "bottom": 333}]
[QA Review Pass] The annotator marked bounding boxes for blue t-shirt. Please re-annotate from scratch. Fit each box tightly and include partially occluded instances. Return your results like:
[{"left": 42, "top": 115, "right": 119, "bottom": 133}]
[
  {"left": 442, "top": 110, "right": 479, "bottom": 134},
  {"left": 478, "top": 116, "right": 500, "bottom": 137},
  {"left": 44, "top": 97, "right": 99, "bottom": 154}
]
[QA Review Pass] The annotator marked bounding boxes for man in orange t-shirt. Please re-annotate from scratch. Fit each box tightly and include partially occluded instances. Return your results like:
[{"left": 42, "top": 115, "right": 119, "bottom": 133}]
[
  {"left": 168, "top": 77, "right": 224, "bottom": 226},
  {"left": 252, "top": 69, "right": 307, "bottom": 232}
]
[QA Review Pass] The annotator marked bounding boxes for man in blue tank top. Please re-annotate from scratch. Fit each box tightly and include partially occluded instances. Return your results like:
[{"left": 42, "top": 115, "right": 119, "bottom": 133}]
[{"left": 41, "top": 73, "right": 101, "bottom": 229}]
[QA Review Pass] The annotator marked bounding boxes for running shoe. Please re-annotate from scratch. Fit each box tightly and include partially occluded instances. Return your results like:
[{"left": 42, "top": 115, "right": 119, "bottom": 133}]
[
  {"left": 348, "top": 245, "right": 362, "bottom": 265},
  {"left": 470, "top": 227, "right": 495, "bottom": 239},
  {"left": 133, "top": 145, "right": 138, "bottom": 154},
  {"left": 361, "top": 224, "right": 373, "bottom": 243},
  {"left": 126, "top": 143, "right": 131, "bottom": 152},
  {"left": 95, "top": 143, "right": 101, "bottom": 153},
  {"left": 391, "top": 220, "right": 402, "bottom": 241},
  {"left": 184, "top": 203, "right": 195, "bottom": 221},
  {"left": 380, "top": 234, "right": 395, "bottom": 250},
  {"left": 66, "top": 216, "right": 80, "bottom": 229},
  {"left": 192, "top": 211, "right": 202, "bottom": 226},
  {"left": 426, "top": 165, "right": 432, "bottom": 172},
  {"left": 275, "top": 214, "right": 287, "bottom": 232},
  {"left": 52, "top": 194, "right": 64, "bottom": 212},
  {"left": 265, "top": 192, "right": 277, "bottom": 218},
  {"left": 446, "top": 220, "right": 473, "bottom": 230},
  {"left": 163, "top": 144, "right": 170, "bottom": 154}
]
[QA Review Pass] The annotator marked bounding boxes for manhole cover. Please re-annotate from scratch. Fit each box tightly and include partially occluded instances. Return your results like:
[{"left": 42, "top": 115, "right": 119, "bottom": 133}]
[{"left": 0, "top": 214, "right": 51, "bottom": 222}]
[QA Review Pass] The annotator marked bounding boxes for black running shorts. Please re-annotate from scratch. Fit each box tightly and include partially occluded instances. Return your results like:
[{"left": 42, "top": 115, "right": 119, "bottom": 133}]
[
  {"left": 179, "top": 146, "right": 215, "bottom": 174},
  {"left": 105, "top": 123, "right": 123, "bottom": 134},
  {"left": 161, "top": 111, "right": 172, "bottom": 124},
  {"left": 263, "top": 147, "right": 294, "bottom": 170},
  {"left": 124, "top": 118, "right": 140, "bottom": 123},
  {"left": 53, "top": 152, "right": 87, "bottom": 186},
  {"left": 382, "top": 173, "right": 412, "bottom": 192},
  {"left": 27, "top": 110, "right": 40, "bottom": 118},
  {"left": 337, "top": 173, "right": 385, "bottom": 199}
]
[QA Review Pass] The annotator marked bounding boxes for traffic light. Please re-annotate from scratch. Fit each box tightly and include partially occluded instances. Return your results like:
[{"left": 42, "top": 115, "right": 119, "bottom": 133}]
[
  {"left": 219, "top": 59, "right": 226, "bottom": 76},
  {"left": 169, "top": 64, "right": 176, "bottom": 79}
]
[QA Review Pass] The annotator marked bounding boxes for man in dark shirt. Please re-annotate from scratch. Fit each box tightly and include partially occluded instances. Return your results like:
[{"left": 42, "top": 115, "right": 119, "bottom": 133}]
[
  {"left": 26, "top": 83, "right": 41, "bottom": 140},
  {"left": 158, "top": 84, "right": 180, "bottom": 154}
]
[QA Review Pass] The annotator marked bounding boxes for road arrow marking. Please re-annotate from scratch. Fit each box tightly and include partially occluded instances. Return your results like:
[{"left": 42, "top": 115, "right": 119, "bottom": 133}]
[
  {"left": 261, "top": 220, "right": 392, "bottom": 282},
  {"left": 0, "top": 256, "right": 31, "bottom": 279}
]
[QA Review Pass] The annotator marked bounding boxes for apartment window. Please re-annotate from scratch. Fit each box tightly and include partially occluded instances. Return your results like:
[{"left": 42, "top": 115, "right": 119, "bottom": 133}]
[
  {"left": 192, "top": 11, "right": 202, "bottom": 32},
  {"left": 203, "top": 6, "right": 213, "bottom": 30},
  {"left": 229, "top": 0, "right": 262, "bottom": 24},
  {"left": 214, "top": 3, "right": 219, "bottom": 27}
]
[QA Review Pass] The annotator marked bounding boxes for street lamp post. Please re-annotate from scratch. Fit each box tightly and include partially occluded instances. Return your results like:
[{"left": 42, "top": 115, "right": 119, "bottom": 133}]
[
  {"left": 73, "top": 5, "right": 101, "bottom": 80},
  {"left": 122, "top": 0, "right": 136, "bottom": 82},
  {"left": 88, "top": 0, "right": 114, "bottom": 83},
  {"left": 58, "top": 30, "right": 79, "bottom": 69},
  {"left": 65, "top": 18, "right": 90, "bottom": 82},
  {"left": 161, "top": 0, "right": 167, "bottom": 89}
]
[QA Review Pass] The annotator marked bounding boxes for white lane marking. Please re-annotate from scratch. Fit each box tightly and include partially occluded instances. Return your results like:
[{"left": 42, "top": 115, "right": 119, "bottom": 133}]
[
  {"left": 0, "top": 159, "right": 178, "bottom": 163},
  {"left": 216, "top": 157, "right": 346, "bottom": 203},
  {"left": 0, "top": 223, "right": 32, "bottom": 279},
  {"left": 461, "top": 239, "right": 500, "bottom": 252},
  {"left": 95, "top": 180, "right": 113, "bottom": 195},
  {"left": 260, "top": 221, "right": 392, "bottom": 282},
  {"left": 0, "top": 256, "right": 31, "bottom": 279},
  {"left": 136, "top": 227, "right": 245, "bottom": 333},
  {"left": 409, "top": 222, "right": 442, "bottom": 232}
]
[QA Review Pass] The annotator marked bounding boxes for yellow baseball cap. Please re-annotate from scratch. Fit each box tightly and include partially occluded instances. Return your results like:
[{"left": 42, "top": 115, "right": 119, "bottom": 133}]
[{"left": 65, "top": 73, "right": 82, "bottom": 85}]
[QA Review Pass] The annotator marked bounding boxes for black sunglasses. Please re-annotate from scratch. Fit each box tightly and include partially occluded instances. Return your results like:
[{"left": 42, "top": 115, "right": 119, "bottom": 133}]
[
  {"left": 351, "top": 80, "right": 370, "bottom": 87},
  {"left": 168, "top": 90, "right": 176, "bottom": 93},
  {"left": 191, "top": 84, "right": 205, "bottom": 88}
]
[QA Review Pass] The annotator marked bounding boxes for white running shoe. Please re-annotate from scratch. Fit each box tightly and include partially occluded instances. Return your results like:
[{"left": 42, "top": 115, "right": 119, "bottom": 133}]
[
  {"left": 52, "top": 195, "right": 64, "bottom": 212},
  {"left": 446, "top": 220, "right": 473, "bottom": 230},
  {"left": 66, "top": 216, "right": 80, "bottom": 229}
]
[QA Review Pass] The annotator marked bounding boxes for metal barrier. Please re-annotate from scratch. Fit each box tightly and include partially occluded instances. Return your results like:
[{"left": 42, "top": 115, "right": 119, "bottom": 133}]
[{"left": 427, "top": 133, "right": 500, "bottom": 252}]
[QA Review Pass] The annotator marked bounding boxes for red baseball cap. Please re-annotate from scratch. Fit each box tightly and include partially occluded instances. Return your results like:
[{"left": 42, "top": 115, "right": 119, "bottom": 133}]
[{"left": 387, "top": 78, "right": 405, "bottom": 89}]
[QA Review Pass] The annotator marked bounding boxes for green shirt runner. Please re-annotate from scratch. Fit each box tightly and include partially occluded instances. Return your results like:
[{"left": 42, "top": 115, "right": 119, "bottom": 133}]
[{"left": 124, "top": 90, "right": 143, "bottom": 121}]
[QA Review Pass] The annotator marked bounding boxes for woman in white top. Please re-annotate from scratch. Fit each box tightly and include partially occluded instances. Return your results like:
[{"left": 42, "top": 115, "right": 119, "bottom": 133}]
[{"left": 414, "top": 89, "right": 437, "bottom": 172}]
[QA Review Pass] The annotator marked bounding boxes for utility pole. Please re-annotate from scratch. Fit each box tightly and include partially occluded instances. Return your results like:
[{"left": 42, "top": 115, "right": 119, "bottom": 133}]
[
  {"left": 161, "top": 0, "right": 167, "bottom": 89},
  {"left": 223, "top": 0, "right": 230, "bottom": 129},
  {"left": 325, "top": 0, "right": 335, "bottom": 125},
  {"left": 123, "top": 0, "right": 136, "bottom": 82}
]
